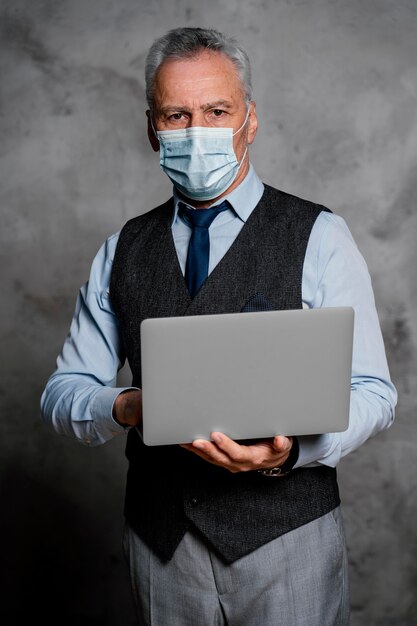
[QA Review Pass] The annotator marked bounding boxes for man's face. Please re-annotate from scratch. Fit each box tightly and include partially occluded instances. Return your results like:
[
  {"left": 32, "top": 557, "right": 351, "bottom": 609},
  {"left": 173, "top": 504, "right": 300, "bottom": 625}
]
[{"left": 148, "top": 50, "right": 258, "bottom": 199}]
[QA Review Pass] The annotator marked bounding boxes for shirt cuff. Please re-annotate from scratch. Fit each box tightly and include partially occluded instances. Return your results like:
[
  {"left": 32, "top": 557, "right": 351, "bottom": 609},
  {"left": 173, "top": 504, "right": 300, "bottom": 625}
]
[
  {"left": 294, "top": 433, "right": 340, "bottom": 468},
  {"left": 91, "top": 386, "right": 140, "bottom": 439}
]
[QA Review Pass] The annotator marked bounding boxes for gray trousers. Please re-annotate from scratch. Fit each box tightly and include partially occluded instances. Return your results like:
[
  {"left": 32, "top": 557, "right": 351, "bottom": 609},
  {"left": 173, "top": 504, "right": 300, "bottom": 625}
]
[{"left": 123, "top": 506, "right": 350, "bottom": 626}]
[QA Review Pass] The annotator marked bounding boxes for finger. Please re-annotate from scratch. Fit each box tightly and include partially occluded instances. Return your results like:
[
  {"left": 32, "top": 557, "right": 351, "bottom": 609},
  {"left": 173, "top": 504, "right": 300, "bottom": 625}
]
[
  {"left": 179, "top": 443, "right": 196, "bottom": 451},
  {"left": 183, "top": 439, "right": 234, "bottom": 467},
  {"left": 210, "top": 433, "right": 284, "bottom": 470},
  {"left": 210, "top": 432, "right": 252, "bottom": 463},
  {"left": 272, "top": 435, "right": 292, "bottom": 453},
  {"left": 211, "top": 432, "right": 287, "bottom": 465},
  {"left": 182, "top": 436, "right": 290, "bottom": 472}
]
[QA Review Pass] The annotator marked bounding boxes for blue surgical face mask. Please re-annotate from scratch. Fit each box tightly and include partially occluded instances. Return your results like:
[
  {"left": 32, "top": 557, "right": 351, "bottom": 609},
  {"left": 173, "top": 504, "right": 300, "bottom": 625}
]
[{"left": 154, "top": 109, "right": 250, "bottom": 201}]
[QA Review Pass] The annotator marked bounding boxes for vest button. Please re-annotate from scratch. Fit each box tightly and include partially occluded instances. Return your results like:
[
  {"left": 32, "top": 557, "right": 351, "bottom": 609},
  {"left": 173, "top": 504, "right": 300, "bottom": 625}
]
[{"left": 191, "top": 497, "right": 199, "bottom": 506}]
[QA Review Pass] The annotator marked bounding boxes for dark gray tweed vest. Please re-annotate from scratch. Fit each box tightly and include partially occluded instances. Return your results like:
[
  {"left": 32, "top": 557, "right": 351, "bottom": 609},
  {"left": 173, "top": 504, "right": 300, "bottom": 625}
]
[{"left": 110, "top": 184, "right": 340, "bottom": 563}]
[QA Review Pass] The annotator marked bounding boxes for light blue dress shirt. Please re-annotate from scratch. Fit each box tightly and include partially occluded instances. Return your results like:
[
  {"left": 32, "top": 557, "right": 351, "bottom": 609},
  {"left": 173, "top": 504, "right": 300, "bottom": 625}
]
[{"left": 40, "top": 165, "right": 397, "bottom": 469}]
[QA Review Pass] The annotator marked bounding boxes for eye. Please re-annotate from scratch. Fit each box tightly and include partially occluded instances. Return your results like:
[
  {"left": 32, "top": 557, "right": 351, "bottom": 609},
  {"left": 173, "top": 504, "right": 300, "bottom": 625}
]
[
  {"left": 169, "top": 113, "right": 186, "bottom": 121},
  {"left": 212, "top": 109, "right": 225, "bottom": 117}
]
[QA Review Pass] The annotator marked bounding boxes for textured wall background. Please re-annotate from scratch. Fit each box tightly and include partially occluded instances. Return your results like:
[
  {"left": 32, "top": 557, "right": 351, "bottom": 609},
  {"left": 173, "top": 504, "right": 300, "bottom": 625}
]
[{"left": 1, "top": 1, "right": 416, "bottom": 624}]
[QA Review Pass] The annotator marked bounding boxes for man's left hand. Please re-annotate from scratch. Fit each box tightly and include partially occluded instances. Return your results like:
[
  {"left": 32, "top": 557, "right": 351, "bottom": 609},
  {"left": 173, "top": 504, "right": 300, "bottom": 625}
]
[{"left": 180, "top": 433, "right": 293, "bottom": 473}]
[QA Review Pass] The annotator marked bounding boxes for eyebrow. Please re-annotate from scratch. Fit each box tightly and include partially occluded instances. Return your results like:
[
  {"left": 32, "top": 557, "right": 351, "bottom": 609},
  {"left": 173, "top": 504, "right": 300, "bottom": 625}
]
[{"left": 158, "top": 100, "right": 234, "bottom": 114}]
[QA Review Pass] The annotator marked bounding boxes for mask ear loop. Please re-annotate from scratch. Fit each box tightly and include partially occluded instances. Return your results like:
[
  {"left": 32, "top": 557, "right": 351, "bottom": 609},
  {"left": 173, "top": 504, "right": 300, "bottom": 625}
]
[
  {"left": 149, "top": 113, "right": 160, "bottom": 142},
  {"left": 232, "top": 105, "right": 251, "bottom": 137},
  {"left": 233, "top": 105, "right": 251, "bottom": 169}
]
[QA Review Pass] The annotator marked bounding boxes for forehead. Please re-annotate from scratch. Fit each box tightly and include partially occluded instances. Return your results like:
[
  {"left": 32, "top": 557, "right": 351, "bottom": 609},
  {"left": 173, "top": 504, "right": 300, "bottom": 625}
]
[{"left": 153, "top": 50, "right": 245, "bottom": 107}]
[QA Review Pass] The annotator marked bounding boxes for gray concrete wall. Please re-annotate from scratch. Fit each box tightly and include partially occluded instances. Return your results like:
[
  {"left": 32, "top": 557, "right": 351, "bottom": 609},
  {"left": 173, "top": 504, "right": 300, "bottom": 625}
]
[{"left": 1, "top": 1, "right": 416, "bottom": 624}]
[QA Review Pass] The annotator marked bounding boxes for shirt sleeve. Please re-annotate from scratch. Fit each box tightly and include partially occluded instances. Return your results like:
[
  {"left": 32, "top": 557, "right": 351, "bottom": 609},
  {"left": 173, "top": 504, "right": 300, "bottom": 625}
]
[
  {"left": 295, "top": 211, "right": 398, "bottom": 468},
  {"left": 40, "top": 233, "right": 138, "bottom": 446}
]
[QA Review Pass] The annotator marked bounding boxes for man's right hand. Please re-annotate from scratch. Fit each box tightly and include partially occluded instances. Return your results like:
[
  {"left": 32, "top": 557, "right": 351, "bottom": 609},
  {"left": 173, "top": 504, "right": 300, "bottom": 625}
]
[{"left": 113, "top": 389, "right": 143, "bottom": 428}]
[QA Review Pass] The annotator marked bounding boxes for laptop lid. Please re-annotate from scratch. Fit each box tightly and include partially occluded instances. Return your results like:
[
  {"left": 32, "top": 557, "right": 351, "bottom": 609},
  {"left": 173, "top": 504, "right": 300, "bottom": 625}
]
[{"left": 140, "top": 306, "right": 354, "bottom": 446}]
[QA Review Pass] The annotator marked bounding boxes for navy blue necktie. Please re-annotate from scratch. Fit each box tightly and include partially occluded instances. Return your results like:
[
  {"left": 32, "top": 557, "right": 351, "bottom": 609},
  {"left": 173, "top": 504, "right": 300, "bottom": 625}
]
[{"left": 179, "top": 200, "right": 230, "bottom": 298}]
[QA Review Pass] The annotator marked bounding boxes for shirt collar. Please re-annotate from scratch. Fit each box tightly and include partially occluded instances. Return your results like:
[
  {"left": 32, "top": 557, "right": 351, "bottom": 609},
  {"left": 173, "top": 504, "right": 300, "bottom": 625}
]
[{"left": 171, "top": 163, "right": 264, "bottom": 226}]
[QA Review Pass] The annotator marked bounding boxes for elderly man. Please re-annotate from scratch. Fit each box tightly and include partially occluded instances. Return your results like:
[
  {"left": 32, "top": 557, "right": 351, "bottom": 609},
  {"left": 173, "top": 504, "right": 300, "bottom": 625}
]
[{"left": 41, "top": 27, "right": 397, "bottom": 625}]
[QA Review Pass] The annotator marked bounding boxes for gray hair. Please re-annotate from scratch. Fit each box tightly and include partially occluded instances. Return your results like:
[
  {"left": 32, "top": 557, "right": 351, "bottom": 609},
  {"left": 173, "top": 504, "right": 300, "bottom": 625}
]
[{"left": 145, "top": 27, "right": 253, "bottom": 109}]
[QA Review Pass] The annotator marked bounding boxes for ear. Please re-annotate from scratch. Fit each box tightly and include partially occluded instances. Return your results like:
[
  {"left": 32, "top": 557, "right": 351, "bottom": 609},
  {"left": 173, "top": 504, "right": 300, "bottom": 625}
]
[
  {"left": 146, "top": 110, "right": 160, "bottom": 152},
  {"left": 247, "top": 101, "right": 258, "bottom": 146}
]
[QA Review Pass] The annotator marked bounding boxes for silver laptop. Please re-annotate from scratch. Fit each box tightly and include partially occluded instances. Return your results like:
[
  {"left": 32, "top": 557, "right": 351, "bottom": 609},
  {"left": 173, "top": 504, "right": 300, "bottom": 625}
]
[{"left": 140, "top": 306, "right": 354, "bottom": 446}]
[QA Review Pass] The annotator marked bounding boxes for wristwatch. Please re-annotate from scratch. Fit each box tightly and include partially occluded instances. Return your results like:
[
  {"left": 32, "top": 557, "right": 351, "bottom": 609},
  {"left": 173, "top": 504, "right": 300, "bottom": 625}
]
[{"left": 257, "top": 436, "right": 300, "bottom": 477}]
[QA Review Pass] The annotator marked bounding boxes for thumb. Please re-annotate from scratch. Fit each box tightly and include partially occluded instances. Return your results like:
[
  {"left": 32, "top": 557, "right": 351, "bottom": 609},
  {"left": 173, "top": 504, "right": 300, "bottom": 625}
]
[{"left": 273, "top": 435, "right": 292, "bottom": 452}]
